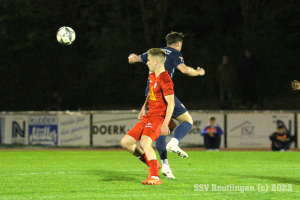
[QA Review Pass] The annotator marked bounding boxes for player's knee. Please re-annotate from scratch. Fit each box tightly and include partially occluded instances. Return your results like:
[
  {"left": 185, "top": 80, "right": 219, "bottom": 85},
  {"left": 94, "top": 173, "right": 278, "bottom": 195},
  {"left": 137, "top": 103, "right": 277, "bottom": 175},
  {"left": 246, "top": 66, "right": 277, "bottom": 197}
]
[
  {"left": 120, "top": 138, "right": 129, "bottom": 149},
  {"left": 184, "top": 116, "right": 193, "bottom": 125}
]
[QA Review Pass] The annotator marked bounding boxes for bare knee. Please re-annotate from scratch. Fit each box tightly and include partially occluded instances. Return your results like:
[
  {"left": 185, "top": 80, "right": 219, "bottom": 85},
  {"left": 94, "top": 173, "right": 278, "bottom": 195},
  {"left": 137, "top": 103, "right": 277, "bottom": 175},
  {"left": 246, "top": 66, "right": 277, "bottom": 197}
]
[
  {"left": 120, "top": 137, "right": 134, "bottom": 149},
  {"left": 120, "top": 138, "right": 127, "bottom": 149},
  {"left": 177, "top": 112, "right": 193, "bottom": 125}
]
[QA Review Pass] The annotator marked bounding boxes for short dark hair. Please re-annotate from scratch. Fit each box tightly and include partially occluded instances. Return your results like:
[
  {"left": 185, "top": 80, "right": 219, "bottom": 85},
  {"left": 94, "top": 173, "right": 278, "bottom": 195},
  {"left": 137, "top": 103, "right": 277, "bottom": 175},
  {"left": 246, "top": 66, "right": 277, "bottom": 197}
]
[
  {"left": 165, "top": 32, "right": 184, "bottom": 45},
  {"left": 277, "top": 125, "right": 284, "bottom": 129},
  {"left": 148, "top": 48, "right": 166, "bottom": 61},
  {"left": 209, "top": 117, "right": 216, "bottom": 121}
]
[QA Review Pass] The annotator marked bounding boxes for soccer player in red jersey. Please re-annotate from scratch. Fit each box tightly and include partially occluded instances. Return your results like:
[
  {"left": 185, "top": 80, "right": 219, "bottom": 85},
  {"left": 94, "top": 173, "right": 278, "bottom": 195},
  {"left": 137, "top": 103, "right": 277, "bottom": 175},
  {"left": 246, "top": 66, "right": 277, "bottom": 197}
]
[{"left": 120, "top": 48, "right": 175, "bottom": 185}]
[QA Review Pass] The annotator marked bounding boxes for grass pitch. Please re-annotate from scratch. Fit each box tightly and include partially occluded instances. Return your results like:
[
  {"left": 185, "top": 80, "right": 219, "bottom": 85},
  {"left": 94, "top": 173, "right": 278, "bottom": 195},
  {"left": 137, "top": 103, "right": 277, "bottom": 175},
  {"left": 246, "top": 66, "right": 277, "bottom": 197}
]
[{"left": 0, "top": 150, "right": 299, "bottom": 200}]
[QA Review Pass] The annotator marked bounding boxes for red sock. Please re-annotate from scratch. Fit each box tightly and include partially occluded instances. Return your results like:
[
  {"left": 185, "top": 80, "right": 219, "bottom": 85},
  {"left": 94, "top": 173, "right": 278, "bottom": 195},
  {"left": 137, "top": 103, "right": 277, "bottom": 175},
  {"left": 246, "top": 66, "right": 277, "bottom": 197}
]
[
  {"left": 148, "top": 159, "right": 159, "bottom": 177},
  {"left": 139, "top": 153, "right": 149, "bottom": 167}
]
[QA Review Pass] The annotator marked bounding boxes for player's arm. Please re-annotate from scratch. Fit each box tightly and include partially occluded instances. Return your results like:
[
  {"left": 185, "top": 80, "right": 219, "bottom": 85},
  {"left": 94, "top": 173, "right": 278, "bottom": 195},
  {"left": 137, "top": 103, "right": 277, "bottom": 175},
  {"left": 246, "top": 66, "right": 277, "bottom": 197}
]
[
  {"left": 291, "top": 80, "right": 300, "bottom": 90},
  {"left": 128, "top": 53, "right": 142, "bottom": 64},
  {"left": 138, "top": 93, "right": 149, "bottom": 120},
  {"left": 177, "top": 63, "right": 205, "bottom": 76},
  {"left": 161, "top": 94, "right": 175, "bottom": 135}
]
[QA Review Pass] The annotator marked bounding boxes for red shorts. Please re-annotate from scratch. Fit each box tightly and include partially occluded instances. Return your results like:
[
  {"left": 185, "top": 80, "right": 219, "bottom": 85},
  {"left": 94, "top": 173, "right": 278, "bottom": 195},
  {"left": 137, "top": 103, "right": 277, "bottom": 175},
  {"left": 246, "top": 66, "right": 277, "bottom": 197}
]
[{"left": 127, "top": 115, "right": 164, "bottom": 142}]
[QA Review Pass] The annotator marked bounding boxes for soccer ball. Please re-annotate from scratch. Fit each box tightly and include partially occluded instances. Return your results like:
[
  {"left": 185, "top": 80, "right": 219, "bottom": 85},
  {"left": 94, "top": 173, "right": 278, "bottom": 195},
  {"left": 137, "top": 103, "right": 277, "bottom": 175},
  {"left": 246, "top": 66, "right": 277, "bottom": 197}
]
[{"left": 56, "top": 26, "right": 76, "bottom": 45}]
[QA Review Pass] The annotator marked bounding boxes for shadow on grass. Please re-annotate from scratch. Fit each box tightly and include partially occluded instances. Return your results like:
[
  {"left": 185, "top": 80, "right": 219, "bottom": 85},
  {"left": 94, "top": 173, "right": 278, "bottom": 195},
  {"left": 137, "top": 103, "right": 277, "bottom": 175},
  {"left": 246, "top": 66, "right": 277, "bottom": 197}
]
[
  {"left": 86, "top": 169, "right": 146, "bottom": 182},
  {"left": 233, "top": 174, "right": 300, "bottom": 185}
]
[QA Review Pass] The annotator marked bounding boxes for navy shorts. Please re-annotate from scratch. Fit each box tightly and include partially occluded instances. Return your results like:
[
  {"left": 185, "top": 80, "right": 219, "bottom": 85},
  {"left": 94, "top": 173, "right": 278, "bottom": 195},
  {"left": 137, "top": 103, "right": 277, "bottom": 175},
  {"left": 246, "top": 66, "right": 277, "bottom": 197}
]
[{"left": 171, "top": 95, "right": 188, "bottom": 118}]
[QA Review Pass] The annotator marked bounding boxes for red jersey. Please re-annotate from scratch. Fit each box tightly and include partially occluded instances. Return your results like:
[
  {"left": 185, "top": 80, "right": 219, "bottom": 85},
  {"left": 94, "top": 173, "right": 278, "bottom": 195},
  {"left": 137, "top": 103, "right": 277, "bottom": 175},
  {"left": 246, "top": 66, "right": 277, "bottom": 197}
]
[{"left": 147, "top": 70, "right": 174, "bottom": 116}]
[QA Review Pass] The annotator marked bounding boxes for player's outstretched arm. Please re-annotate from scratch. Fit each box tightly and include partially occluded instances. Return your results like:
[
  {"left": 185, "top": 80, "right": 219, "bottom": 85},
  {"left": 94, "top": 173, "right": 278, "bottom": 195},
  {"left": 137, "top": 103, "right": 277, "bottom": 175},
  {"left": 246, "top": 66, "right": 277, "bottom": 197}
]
[
  {"left": 161, "top": 94, "right": 175, "bottom": 135},
  {"left": 291, "top": 80, "right": 300, "bottom": 90},
  {"left": 128, "top": 53, "right": 142, "bottom": 64},
  {"left": 177, "top": 64, "right": 205, "bottom": 76},
  {"left": 138, "top": 94, "right": 150, "bottom": 120}
]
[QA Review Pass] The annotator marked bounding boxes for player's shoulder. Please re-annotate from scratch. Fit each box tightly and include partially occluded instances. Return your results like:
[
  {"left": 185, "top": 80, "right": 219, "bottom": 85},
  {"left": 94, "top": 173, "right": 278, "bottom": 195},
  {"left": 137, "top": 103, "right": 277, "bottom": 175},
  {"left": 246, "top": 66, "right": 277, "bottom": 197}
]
[
  {"left": 164, "top": 47, "right": 182, "bottom": 55},
  {"left": 159, "top": 71, "right": 173, "bottom": 84}
]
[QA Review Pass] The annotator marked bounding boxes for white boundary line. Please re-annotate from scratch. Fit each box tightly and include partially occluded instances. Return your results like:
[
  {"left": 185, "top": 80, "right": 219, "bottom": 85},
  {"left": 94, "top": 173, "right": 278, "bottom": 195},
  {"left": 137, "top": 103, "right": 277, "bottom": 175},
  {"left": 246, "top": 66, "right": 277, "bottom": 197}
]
[{"left": 0, "top": 168, "right": 204, "bottom": 176}]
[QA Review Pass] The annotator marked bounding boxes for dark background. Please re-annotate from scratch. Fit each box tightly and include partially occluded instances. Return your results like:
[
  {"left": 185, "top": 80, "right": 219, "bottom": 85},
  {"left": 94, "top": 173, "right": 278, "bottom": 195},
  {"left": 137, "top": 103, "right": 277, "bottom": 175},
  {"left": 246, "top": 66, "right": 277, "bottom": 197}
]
[{"left": 1, "top": 0, "right": 300, "bottom": 111}]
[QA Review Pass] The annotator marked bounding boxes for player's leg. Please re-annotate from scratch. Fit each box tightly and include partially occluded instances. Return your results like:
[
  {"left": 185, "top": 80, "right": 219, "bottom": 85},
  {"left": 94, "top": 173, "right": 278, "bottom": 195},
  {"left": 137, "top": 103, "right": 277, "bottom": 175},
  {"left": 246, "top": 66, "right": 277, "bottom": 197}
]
[
  {"left": 283, "top": 141, "right": 292, "bottom": 151},
  {"left": 120, "top": 120, "right": 149, "bottom": 166},
  {"left": 167, "top": 96, "right": 192, "bottom": 158},
  {"left": 271, "top": 140, "right": 282, "bottom": 151},
  {"left": 156, "top": 135, "right": 175, "bottom": 179},
  {"left": 120, "top": 135, "right": 141, "bottom": 154},
  {"left": 140, "top": 135, "right": 161, "bottom": 185},
  {"left": 156, "top": 119, "right": 177, "bottom": 179},
  {"left": 203, "top": 134, "right": 211, "bottom": 151}
]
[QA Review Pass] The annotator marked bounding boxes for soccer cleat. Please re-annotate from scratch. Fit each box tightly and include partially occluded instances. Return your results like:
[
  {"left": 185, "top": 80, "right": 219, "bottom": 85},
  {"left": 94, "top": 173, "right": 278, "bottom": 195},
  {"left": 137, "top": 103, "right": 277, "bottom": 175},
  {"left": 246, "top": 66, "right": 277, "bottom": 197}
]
[
  {"left": 142, "top": 177, "right": 162, "bottom": 185},
  {"left": 161, "top": 165, "right": 176, "bottom": 179},
  {"left": 166, "top": 144, "right": 188, "bottom": 158},
  {"left": 146, "top": 163, "right": 162, "bottom": 180}
]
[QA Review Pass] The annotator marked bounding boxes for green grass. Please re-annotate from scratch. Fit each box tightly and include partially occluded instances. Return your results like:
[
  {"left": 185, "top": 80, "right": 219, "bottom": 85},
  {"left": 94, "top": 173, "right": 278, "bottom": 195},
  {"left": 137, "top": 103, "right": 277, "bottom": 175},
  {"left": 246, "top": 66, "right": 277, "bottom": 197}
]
[{"left": 0, "top": 150, "right": 299, "bottom": 200}]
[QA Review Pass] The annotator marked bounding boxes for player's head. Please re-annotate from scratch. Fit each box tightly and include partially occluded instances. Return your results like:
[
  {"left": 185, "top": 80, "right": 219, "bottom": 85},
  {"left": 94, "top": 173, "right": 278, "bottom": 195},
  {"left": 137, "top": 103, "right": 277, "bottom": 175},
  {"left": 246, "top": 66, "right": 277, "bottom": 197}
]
[
  {"left": 209, "top": 117, "right": 216, "bottom": 126},
  {"left": 147, "top": 48, "right": 166, "bottom": 72},
  {"left": 166, "top": 32, "right": 184, "bottom": 51},
  {"left": 277, "top": 125, "right": 284, "bottom": 133}
]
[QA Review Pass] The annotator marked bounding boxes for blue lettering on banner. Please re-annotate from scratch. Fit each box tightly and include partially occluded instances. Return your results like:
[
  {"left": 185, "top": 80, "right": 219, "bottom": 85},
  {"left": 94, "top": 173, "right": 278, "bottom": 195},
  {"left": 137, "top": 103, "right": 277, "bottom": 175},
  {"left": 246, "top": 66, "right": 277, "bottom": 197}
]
[{"left": 28, "top": 115, "right": 58, "bottom": 145}]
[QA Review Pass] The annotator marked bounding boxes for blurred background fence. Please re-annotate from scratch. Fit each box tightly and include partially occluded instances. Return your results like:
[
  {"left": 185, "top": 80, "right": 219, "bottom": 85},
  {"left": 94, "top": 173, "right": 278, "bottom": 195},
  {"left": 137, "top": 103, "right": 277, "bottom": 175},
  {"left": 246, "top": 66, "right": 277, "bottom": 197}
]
[{"left": 0, "top": 110, "right": 298, "bottom": 149}]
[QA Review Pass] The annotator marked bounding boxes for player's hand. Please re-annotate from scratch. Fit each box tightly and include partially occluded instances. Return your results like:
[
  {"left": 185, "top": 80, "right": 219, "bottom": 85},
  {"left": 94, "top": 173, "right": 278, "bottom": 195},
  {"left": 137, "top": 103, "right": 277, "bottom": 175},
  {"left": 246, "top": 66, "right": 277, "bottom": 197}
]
[
  {"left": 138, "top": 108, "right": 146, "bottom": 120},
  {"left": 208, "top": 132, "right": 215, "bottom": 137},
  {"left": 197, "top": 67, "right": 205, "bottom": 76},
  {"left": 161, "top": 123, "right": 170, "bottom": 135},
  {"left": 291, "top": 80, "right": 300, "bottom": 90},
  {"left": 128, "top": 53, "right": 138, "bottom": 64}
]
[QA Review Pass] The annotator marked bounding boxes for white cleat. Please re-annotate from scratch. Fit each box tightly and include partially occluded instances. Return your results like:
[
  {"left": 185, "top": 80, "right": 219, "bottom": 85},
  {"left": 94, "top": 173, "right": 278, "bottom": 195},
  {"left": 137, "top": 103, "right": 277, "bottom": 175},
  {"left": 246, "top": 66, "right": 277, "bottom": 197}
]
[
  {"left": 161, "top": 165, "right": 176, "bottom": 179},
  {"left": 166, "top": 144, "right": 188, "bottom": 158}
]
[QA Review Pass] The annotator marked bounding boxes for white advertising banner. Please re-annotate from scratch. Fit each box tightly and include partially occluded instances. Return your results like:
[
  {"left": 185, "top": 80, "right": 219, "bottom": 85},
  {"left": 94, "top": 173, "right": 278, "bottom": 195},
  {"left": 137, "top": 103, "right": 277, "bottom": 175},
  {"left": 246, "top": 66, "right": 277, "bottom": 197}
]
[
  {"left": 28, "top": 114, "right": 90, "bottom": 146},
  {"left": 92, "top": 112, "right": 225, "bottom": 148},
  {"left": 0, "top": 115, "right": 28, "bottom": 145},
  {"left": 227, "top": 113, "right": 294, "bottom": 148},
  {"left": 92, "top": 113, "right": 139, "bottom": 147},
  {"left": 180, "top": 112, "right": 225, "bottom": 147},
  {"left": 58, "top": 115, "right": 90, "bottom": 146}
]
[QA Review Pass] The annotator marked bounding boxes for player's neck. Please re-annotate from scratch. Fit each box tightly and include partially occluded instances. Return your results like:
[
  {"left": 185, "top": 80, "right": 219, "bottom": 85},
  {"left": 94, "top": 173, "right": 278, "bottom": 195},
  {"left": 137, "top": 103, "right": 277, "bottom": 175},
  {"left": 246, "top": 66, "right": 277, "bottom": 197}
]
[
  {"left": 168, "top": 45, "right": 181, "bottom": 52},
  {"left": 154, "top": 65, "right": 165, "bottom": 78}
]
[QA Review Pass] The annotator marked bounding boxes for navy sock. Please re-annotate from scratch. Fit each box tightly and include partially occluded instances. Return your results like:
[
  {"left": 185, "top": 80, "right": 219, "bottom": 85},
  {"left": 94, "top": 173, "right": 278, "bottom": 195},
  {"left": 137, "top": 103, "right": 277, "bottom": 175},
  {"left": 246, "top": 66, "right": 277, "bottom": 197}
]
[
  {"left": 156, "top": 135, "right": 167, "bottom": 160},
  {"left": 173, "top": 121, "right": 193, "bottom": 141}
]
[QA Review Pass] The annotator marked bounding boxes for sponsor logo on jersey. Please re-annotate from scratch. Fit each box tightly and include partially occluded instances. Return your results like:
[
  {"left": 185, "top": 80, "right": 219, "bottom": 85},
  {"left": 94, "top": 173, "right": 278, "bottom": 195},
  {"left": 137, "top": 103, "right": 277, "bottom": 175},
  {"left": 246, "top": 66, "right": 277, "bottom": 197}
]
[{"left": 149, "top": 86, "right": 157, "bottom": 101}]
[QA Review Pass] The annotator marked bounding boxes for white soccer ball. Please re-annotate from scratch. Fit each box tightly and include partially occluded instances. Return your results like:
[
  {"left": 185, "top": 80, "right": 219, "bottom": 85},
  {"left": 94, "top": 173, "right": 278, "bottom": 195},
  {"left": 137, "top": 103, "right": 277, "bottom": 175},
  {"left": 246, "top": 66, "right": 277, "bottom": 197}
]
[{"left": 56, "top": 26, "right": 76, "bottom": 45}]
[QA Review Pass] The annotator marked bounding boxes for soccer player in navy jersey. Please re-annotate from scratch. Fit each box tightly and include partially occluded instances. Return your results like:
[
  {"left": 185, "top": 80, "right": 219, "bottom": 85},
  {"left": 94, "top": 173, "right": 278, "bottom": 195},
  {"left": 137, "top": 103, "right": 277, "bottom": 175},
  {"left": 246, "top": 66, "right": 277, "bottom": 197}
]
[{"left": 128, "top": 32, "right": 205, "bottom": 179}]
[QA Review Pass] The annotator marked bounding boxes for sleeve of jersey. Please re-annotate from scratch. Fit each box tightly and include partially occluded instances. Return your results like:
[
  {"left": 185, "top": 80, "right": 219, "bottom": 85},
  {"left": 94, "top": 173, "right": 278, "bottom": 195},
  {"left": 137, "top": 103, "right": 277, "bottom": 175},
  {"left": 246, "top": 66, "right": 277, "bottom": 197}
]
[
  {"left": 172, "top": 52, "right": 184, "bottom": 68},
  {"left": 216, "top": 126, "right": 223, "bottom": 135},
  {"left": 161, "top": 74, "right": 174, "bottom": 96},
  {"left": 201, "top": 126, "right": 208, "bottom": 135},
  {"left": 140, "top": 52, "right": 148, "bottom": 63}
]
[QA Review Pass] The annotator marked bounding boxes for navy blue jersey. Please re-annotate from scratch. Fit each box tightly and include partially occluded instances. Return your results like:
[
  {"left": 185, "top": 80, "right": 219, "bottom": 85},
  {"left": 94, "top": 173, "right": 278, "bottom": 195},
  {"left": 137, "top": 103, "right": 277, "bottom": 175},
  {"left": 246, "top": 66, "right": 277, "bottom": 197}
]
[{"left": 140, "top": 47, "right": 184, "bottom": 95}]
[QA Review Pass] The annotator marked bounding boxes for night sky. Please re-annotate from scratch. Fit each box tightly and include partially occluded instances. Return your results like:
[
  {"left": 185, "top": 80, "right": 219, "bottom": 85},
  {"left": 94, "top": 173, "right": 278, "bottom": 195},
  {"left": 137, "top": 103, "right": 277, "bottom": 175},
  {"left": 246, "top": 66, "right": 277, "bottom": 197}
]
[{"left": 0, "top": 0, "right": 300, "bottom": 111}]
